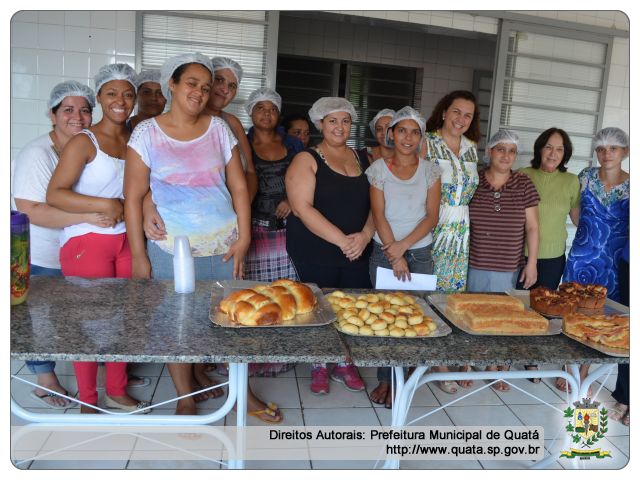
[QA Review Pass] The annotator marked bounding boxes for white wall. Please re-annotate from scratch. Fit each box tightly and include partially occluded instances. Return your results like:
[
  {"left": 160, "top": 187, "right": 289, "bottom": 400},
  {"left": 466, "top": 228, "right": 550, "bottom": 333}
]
[{"left": 10, "top": 10, "right": 136, "bottom": 163}]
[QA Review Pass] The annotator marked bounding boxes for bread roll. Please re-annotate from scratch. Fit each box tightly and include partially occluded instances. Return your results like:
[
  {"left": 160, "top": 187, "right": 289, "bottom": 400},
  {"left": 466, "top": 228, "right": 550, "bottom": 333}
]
[
  {"left": 359, "top": 325, "right": 374, "bottom": 336},
  {"left": 390, "top": 327, "right": 405, "bottom": 337},
  {"left": 330, "top": 290, "right": 346, "bottom": 298},
  {"left": 367, "top": 302, "right": 384, "bottom": 314},
  {"left": 341, "top": 323, "right": 359, "bottom": 334},
  {"left": 380, "top": 312, "right": 395, "bottom": 324},
  {"left": 346, "top": 316, "right": 364, "bottom": 327},
  {"left": 404, "top": 328, "right": 417, "bottom": 338},
  {"left": 413, "top": 324, "right": 431, "bottom": 336},
  {"left": 253, "top": 285, "right": 297, "bottom": 321},
  {"left": 231, "top": 293, "right": 283, "bottom": 326},
  {"left": 272, "top": 280, "right": 317, "bottom": 313},
  {"left": 355, "top": 300, "right": 369, "bottom": 309},
  {"left": 394, "top": 318, "right": 408, "bottom": 329},
  {"left": 374, "top": 328, "right": 390, "bottom": 336},
  {"left": 366, "top": 293, "right": 380, "bottom": 303},
  {"left": 371, "top": 319, "right": 387, "bottom": 331},
  {"left": 220, "top": 288, "right": 257, "bottom": 314},
  {"left": 408, "top": 314, "right": 423, "bottom": 325}
]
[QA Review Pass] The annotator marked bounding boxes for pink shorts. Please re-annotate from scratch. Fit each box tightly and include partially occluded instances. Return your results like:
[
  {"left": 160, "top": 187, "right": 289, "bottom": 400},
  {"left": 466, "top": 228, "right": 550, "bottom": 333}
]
[{"left": 60, "top": 232, "right": 131, "bottom": 279}]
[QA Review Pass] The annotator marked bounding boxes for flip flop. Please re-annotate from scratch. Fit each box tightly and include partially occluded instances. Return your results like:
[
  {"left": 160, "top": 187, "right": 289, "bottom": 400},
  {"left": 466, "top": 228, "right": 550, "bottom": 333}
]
[
  {"left": 622, "top": 412, "right": 630, "bottom": 427},
  {"left": 30, "top": 389, "right": 72, "bottom": 409},
  {"left": 384, "top": 389, "right": 393, "bottom": 410},
  {"left": 437, "top": 380, "right": 458, "bottom": 394},
  {"left": 193, "top": 384, "right": 225, "bottom": 402},
  {"left": 525, "top": 365, "right": 541, "bottom": 384},
  {"left": 369, "top": 382, "right": 389, "bottom": 405},
  {"left": 248, "top": 402, "right": 283, "bottom": 424},
  {"left": 609, "top": 402, "right": 628, "bottom": 422}
]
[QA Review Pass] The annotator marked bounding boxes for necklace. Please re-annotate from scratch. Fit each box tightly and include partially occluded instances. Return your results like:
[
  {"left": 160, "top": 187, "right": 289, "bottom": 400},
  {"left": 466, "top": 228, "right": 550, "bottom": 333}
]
[{"left": 50, "top": 131, "right": 64, "bottom": 158}]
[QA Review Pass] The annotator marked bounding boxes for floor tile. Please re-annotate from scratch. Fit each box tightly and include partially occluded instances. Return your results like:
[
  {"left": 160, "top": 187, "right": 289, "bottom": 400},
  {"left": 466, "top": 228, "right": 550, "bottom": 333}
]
[
  {"left": 600, "top": 402, "right": 630, "bottom": 437},
  {"left": 480, "top": 455, "right": 563, "bottom": 469},
  {"left": 400, "top": 458, "right": 483, "bottom": 469},
  {"left": 30, "top": 459, "right": 129, "bottom": 469},
  {"left": 445, "top": 405, "right": 523, "bottom": 427},
  {"left": 238, "top": 459, "right": 311, "bottom": 469},
  {"left": 303, "top": 407, "right": 380, "bottom": 426},
  {"left": 11, "top": 407, "right": 69, "bottom": 426},
  {"left": 49, "top": 361, "right": 75, "bottom": 376},
  {"left": 375, "top": 406, "right": 454, "bottom": 427},
  {"left": 428, "top": 380, "right": 504, "bottom": 407},
  {"left": 508, "top": 404, "right": 568, "bottom": 440},
  {"left": 151, "top": 376, "right": 227, "bottom": 410},
  {"left": 491, "top": 378, "right": 566, "bottom": 405},
  {"left": 128, "top": 362, "right": 165, "bottom": 377},
  {"left": 248, "top": 376, "right": 301, "bottom": 409},
  {"left": 607, "top": 434, "right": 630, "bottom": 456},
  {"left": 145, "top": 407, "right": 225, "bottom": 425},
  {"left": 311, "top": 459, "right": 381, "bottom": 469},
  {"left": 11, "top": 360, "right": 25, "bottom": 374},
  {"left": 368, "top": 382, "right": 440, "bottom": 409},
  {"left": 298, "top": 377, "right": 372, "bottom": 408},
  {"left": 40, "top": 429, "right": 137, "bottom": 452},
  {"left": 128, "top": 458, "right": 221, "bottom": 469}
]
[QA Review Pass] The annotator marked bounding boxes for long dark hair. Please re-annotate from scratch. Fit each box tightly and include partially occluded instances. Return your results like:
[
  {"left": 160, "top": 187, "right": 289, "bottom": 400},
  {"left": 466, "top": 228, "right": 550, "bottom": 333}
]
[
  {"left": 530, "top": 127, "right": 573, "bottom": 172},
  {"left": 425, "top": 90, "right": 480, "bottom": 143},
  {"left": 281, "top": 113, "right": 311, "bottom": 132}
]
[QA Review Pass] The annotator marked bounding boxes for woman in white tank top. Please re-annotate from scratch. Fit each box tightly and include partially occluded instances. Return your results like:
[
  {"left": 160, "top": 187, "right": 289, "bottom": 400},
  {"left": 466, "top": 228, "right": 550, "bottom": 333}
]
[{"left": 47, "top": 64, "right": 150, "bottom": 415}]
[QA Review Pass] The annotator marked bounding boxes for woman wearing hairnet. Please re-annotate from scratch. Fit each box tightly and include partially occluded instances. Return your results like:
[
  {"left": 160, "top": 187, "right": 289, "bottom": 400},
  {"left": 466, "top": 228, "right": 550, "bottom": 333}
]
[
  {"left": 424, "top": 90, "right": 481, "bottom": 393},
  {"left": 365, "top": 106, "right": 441, "bottom": 407},
  {"left": 468, "top": 130, "right": 540, "bottom": 392},
  {"left": 12, "top": 81, "right": 98, "bottom": 409},
  {"left": 362, "top": 108, "right": 395, "bottom": 163},
  {"left": 47, "top": 64, "right": 151, "bottom": 414},
  {"left": 286, "top": 97, "right": 374, "bottom": 395},
  {"left": 127, "top": 69, "right": 166, "bottom": 132},
  {"left": 557, "top": 127, "right": 629, "bottom": 399}
]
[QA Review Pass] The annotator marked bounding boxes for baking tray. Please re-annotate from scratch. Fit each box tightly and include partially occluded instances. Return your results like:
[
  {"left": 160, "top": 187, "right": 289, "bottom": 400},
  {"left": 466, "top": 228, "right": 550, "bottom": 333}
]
[
  {"left": 331, "top": 295, "right": 452, "bottom": 338},
  {"left": 210, "top": 280, "right": 335, "bottom": 328},
  {"left": 506, "top": 288, "right": 630, "bottom": 318},
  {"left": 428, "top": 293, "right": 562, "bottom": 336},
  {"left": 561, "top": 331, "right": 629, "bottom": 358}
]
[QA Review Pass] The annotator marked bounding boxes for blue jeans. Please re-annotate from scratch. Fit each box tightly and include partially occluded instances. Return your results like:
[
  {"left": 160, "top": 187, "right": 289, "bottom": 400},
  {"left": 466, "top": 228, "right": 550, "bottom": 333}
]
[
  {"left": 467, "top": 267, "right": 518, "bottom": 293},
  {"left": 26, "top": 264, "right": 62, "bottom": 374},
  {"left": 147, "top": 241, "right": 234, "bottom": 280},
  {"left": 369, "top": 241, "right": 434, "bottom": 288}
]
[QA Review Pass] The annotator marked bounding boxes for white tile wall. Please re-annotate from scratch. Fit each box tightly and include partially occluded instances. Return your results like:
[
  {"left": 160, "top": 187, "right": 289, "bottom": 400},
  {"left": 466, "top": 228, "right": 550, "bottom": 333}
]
[{"left": 10, "top": 11, "right": 136, "bottom": 162}]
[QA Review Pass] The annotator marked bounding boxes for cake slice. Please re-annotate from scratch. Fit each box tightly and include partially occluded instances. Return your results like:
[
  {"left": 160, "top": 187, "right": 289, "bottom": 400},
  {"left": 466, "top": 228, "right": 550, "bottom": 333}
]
[
  {"left": 447, "top": 293, "right": 524, "bottom": 313},
  {"left": 462, "top": 305, "right": 549, "bottom": 334}
]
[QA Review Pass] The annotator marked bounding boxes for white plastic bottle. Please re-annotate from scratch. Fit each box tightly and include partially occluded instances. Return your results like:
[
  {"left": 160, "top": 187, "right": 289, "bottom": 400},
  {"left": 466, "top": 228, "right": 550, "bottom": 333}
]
[{"left": 173, "top": 235, "right": 195, "bottom": 293}]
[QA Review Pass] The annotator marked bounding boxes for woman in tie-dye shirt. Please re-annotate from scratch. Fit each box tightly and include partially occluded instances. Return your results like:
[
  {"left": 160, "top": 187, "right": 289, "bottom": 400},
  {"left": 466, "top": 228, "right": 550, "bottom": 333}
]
[{"left": 124, "top": 53, "right": 251, "bottom": 416}]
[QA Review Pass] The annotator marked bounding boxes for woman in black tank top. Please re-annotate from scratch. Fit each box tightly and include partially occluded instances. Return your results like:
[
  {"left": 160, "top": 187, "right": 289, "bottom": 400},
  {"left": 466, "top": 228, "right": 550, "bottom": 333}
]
[{"left": 285, "top": 97, "right": 374, "bottom": 395}]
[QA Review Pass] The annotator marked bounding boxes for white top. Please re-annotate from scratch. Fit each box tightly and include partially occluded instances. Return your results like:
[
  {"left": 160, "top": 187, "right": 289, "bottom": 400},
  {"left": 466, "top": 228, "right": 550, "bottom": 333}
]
[
  {"left": 128, "top": 116, "right": 238, "bottom": 257},
  {"left": 61, "top": 130, "right": 126, "bottom": 247},
  {"left": 12, "top": 134, "right": 62, "bottom": 269},
  {"left": 366, "top": 158, "right": 441, "bottom": 249}
]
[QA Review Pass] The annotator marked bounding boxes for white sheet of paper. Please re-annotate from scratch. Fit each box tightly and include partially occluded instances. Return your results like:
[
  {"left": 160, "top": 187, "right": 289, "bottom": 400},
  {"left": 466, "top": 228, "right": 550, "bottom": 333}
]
[{"left": 375, "top": 267, "right": 438, "bottom": 290}]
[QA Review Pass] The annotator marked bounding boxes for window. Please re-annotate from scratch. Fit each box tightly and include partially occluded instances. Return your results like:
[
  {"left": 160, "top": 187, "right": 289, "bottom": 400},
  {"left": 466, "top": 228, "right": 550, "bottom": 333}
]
[
  {"left": 277, "top": 55, "right": 418, "bottom": 148},
  {"left": 137, "top": 10, "right": 278, "bottom": 126}
]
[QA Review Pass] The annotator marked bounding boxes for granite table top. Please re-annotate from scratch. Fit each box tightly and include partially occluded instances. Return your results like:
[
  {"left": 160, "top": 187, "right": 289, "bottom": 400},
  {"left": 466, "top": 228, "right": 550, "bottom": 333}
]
[
  {"left": 324, "top": 289, "right": 628, "bottom": 367},
  {"left": 11, "top": 277, "right": 348, "bottom": 364}
]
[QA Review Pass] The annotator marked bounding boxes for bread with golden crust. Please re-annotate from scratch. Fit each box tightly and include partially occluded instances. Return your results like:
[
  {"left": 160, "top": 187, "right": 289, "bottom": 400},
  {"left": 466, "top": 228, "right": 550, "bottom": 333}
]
[
  {"left": 230, "top": 292, "right": 283, "bottom": 326},
  {"left": 446, "top": 293, "right": 524, "bottom": 313},
  {"left": 563, "top": 312, "right": 629, "bottom": 349},
  {"left": 529, "top": 287, "right": 579, "bottom": 316},
  {"left": 462, "top": 305, "right": 549, "bottom": 334},
  {"left": 253, "top": 285, "right": 297, "bottom": 321},
  {"left": 272, "top": 279, "right": 317, "bottom": 313}
]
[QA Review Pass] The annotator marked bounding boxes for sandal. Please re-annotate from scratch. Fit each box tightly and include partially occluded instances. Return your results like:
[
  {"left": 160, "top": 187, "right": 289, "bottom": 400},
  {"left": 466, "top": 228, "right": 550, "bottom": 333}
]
[
  {"left": 555, "top": 377, "right": 592, "bottom": 398},
  {"left": 609, "top": 402, "right": 628, "bottom": 422},
  {"left": 487, "top": 366, "right": 510, "bottom": 392},
  {"left": 457, "top": 366, "right": 474, "bottom": 388},
  {"left": 369, "top": 382, "right": 389, "bottom": 406},
  {"left": 248, "top": 402, "right": 283, "bottom": 424},
  {"left": 437, "top": 380, "right": 458, "bottom": 394},
  {"left": 193, "top": 383, "right": 225, "bottom": 402},
  {"left": 622, "top": 411, "right": 630, "bottom": 427},
  {"left": 525, "top": 365, "right": 541, "bottom": 384},
  {"left": 30, "top": 389, "right": 72, "bottom": 409}
]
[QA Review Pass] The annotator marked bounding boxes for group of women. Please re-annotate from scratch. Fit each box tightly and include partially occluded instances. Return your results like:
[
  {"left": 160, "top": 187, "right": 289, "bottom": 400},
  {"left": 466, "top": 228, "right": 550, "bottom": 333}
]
[{"left": 13, "top": 52, "right": 629, "bottom": 427}]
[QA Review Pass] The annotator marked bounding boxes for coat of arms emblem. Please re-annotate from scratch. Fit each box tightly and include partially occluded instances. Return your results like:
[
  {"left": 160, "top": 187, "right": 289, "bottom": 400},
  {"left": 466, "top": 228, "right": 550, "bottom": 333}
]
[{"left": 560, "top": 398, "right": 611, "bottom": 459}]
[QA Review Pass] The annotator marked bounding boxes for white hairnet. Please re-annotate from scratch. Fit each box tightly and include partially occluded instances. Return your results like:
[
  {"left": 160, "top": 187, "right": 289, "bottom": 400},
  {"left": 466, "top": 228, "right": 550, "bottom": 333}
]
[
  {"left": 485, "top": 129, "right": 520, "bottom": 160},
  {"left": 135, "top": 69, "right": 161, "bottom": 89},
  {"left": 245, "top": 87, "right": 282, "bottom": 115},
  {"left": 211, "top": 57, "right": 243, "bottom": 84},
  {"left": 46, "top": 80, "right": 96, "bottom": 116},
  {"left": 384, "top": 106, "right": 425, "bottom": 147},
  {"left": 593, "top": 127, "right": 629, "bottom": 149},
  {"left": 94, "top": 63, "right": 137, "bottom": 94},
  {"left": 308, "top": 97, "right": 357, "bottom": 130},
  {"left": 159, "top": 53, "right": 213, "bottom": 104},
  {"left": 369, "top": 108, "right": 395, "bottom": 137}
]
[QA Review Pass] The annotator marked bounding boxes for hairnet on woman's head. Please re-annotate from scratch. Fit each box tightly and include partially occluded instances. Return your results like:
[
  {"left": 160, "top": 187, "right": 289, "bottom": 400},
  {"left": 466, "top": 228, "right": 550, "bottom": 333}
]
[
  {"left": 244, "top": 87, "right": 282, "bottom": 115},
  {"left": 94, "top": 63, "right": 137, "bottom": 94},
  {"left": 159, "top": 53, "right": 213, "bottom": 104},
  {"left": 484, "top": 129, "right": 519, "bottom": 160},
  {"left": 211, "top": 57, "right": 243, "bottom": 84},
  {"left": 593, "top": 127, "right": 629, "bottom": 149},
  {"left": 47, "top": 81, "right": 96, "bottom": 115},
  {"left": 135, "top": 69, "right": 162, "bottom": 89},
  {"left": 384, "top": 106, "right": 426, "bottom": 147},
  {"left": 308, "top": 97, "right": 357, "bottom": 130},
  {"left": 369, "top": 108, "right": 395, "bottom": 137}
]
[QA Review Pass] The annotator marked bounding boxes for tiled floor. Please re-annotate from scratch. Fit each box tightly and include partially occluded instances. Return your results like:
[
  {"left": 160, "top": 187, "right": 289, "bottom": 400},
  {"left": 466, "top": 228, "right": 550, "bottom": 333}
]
[{"left": 11, "top": 361, "right": 629, "bottom": 470}]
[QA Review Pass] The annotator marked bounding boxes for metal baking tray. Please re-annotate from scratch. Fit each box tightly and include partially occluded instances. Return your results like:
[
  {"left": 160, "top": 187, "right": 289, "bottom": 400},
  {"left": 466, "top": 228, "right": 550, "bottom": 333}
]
[
  {"left": 562, "top": 331, "right": 629, "bottom": 358},
  {"left": 428, "top": 293, "right": 562, "bottom": 336},
  {"left": 209, "top": 280, "right": 335, "bottom": 328},
  {"left": 331, "top": 295, "right": 452, "bottom": 338},
  {"left": 506, "top": 288, "right": 630, "bottom": 318}
]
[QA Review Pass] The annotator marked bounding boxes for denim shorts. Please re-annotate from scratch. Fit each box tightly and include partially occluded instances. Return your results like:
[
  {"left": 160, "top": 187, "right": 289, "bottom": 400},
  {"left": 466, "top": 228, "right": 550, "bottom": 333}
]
[
  {"left": 147, "top": 241, "right": 234, "bottom": 281},
  {"left": 369, "top": 241, "right": 434, "bottom": 288},
  {"left": 466, "top": 267, "right": 518, "bottom": 293}
]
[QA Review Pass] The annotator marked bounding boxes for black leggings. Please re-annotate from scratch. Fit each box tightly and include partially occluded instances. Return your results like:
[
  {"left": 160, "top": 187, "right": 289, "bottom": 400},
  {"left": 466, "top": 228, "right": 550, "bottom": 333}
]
[
  {"left": 516, "top": 255, "right": 565, "bottom": 290},
  {"left": 291, "top": 261, "right": 372, "bottom": 289}
]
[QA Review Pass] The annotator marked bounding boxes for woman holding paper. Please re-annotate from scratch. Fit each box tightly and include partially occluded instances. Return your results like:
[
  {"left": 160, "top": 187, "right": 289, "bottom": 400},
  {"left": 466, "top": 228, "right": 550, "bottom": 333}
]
[{"left": 365, "top": 106, "right": 441, "bottom": 407}]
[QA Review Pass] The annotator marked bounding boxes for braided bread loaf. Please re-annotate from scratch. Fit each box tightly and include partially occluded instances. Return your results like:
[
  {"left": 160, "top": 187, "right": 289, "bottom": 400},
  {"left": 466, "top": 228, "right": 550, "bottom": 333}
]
[{"left": 219, "top": 280, "right": 317, "bottom": 326}]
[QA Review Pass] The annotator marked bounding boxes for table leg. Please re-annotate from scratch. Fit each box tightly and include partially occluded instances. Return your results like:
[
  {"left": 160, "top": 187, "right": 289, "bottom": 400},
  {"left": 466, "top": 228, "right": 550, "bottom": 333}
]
[{"left": 228, "top": 363, "right": 248, "bottom": 470}]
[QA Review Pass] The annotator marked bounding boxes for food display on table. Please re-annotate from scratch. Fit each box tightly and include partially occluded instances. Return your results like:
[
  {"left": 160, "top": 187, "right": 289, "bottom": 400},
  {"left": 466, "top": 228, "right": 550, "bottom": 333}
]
[
  {"left": 326, "top": 290, "right": 438, "bottom": 337},
  {"left": 563, "top": 312, "right": 629, "bottom": 351},
  {"left": 426, "top": 293, "right": 553, "bottom": 335},
  {"left": 529, "top": 282, "right": 607, "bottom": 317},
  {"left": 558, "top": 282, "right": 607, "bottom": 309},
  {"left": 218, "top": 279, "right": 317, "bottom": 326}
]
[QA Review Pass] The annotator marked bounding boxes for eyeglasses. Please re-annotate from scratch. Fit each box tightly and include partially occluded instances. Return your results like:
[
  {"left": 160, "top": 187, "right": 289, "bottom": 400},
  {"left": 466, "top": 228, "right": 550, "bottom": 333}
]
[{"left": 493, "top": 191, "right": 501, "bottom": 212}]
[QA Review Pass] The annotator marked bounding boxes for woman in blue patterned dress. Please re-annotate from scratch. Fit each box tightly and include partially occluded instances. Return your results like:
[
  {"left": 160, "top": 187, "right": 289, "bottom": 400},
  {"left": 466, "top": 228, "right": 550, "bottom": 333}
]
[
  {"left": 558, "top": 127, "right": 629, "bottom": 394},
  {"left": 423, "top": 91, "right": 481, "bottom": 393}
]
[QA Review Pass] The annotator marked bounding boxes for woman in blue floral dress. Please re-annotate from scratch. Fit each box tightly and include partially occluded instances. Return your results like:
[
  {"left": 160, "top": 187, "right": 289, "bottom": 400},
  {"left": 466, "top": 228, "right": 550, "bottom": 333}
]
[
  {"left": 558, "top": 127, "right": 629, "bottom": 395},
  {"left": 424, "top": 91, "right": 481, "bottom": 393}
]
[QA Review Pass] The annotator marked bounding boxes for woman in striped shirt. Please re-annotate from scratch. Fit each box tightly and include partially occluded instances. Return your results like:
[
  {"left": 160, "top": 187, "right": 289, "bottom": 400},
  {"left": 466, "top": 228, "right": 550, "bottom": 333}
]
[{"left": 468, "top": 129, "right": 540, "bottom": 392}]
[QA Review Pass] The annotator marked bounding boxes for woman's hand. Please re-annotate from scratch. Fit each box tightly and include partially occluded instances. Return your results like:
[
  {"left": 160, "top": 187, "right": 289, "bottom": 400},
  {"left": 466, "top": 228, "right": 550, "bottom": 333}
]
[
  {"left": 223, "top": 237, "right": 250, "bottom": 279},
  {"left": 392, "top": 257, "right": 411, "bottom": 282},
  {"left": 275, "top": 199, "right": 292, "bottom": 219},
  {"left": 131, "top": 255, "right": 152, "bottom": 279},
  {"left": 102, "top": 198, "right": 124, "bottom": 224},
  {"left": 381, "top": 240, "right": 407, "bottom": 264},
  {"left": 519, "top": 261, "right": 538, "bottom": 289},
  {"left": 143, "top": 205, "right": 167, "bottom": 241},
  {"left": 342, "top": 231, "right": 370, "bottom": 261},
  {"left": 84, "top": 212, "right": 116, "bottom": 228}
]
